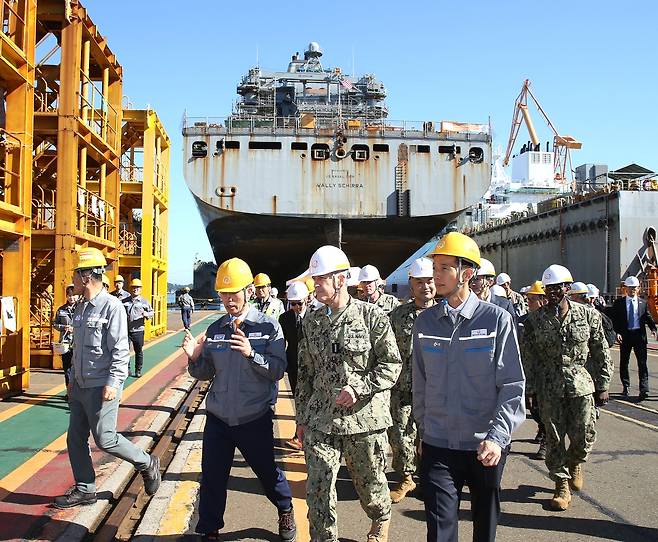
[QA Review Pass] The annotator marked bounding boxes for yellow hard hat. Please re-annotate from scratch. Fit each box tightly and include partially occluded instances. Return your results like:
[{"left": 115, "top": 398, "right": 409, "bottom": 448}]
[
  {"left": 526, "top": 280, "right": 546, "bottom": 296},
  {"left": 130, "top": 278, "right": 143, "bottom": 287},
  {"left": 115, "top": 275, "right": 125, "bottom": 283},
  {"left": 429, "top": 232, "right": 481, "bottom": 267},
  {"left": 102, "top": 274, "right": 110, "bottom": 287},
  {"left": 215, "top": 258, "right": 254, "bottom": 293},
  {"left": 303, "top": 276, "right": 315, "bottom": 292},
  {"left": 74, "top": 247, "right": 107, "bottom": 270},
  {"left": 253, "top": 273, "right": 272, "bottom": 288}
]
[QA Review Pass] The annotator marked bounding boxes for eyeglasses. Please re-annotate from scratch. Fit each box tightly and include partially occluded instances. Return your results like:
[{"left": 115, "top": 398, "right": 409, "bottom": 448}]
[{"left": 289, "top": 301, "right": 304, "bottom": 307}]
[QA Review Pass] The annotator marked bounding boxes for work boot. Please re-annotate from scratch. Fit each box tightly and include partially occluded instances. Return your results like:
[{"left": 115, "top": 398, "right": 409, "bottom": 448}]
[
  {"left": 367, "top": 519, "right": 390, "bottom": 542},
  {"left": 390, "top": 475, "right": 416, "bottom": 503},
  {"left": 141, "top": 455, "right": 161, "bottom": 496},
  {"left": 550, "top": 479, "right": 572, "bottom": 511},
  {"left": 621, "top": 386, "right": 629, "bottom": 397},
  {"left": 278, "top": 507, "right": 296, "bottom": 541},
  {"left": 54, "top": 487, "right": 97, "bottom": 509},
  {"left": 536, "top": 439, "right": 547, "bottom": 460},
  {"left": 569, "top": 464, "right": 584, "bottom": 491},
  {"left": 135, "top": 368, "right": 142, "bottom": 378}
]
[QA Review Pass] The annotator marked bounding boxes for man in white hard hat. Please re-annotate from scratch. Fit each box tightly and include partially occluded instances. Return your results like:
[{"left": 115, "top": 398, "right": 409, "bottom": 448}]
[
  {"left": 471, "top": 258, "right": 516, "bottom": 322},
  {"left": 387, "top": 258, "right": 436, "bottom": 504},
  {"left": 359, "top": 264, "right": 400, "bottom": 315},
  {"left": 496, "top": 272, "right": 527, "bottom": 317},
  {"left": 521, "top": 264, "right": 611, "bottom": 511},
  {"left": 295, "top": 245, "right": 402, "bottom": 542},
  {"left": 413, "top": 233, "right": 525, "bottom": 542},
  {"left": 279, "top": 281, "right": 311, "bottom": 450},
  {"left": 609, "top": 276, "right": 657, "bottom": 400}
]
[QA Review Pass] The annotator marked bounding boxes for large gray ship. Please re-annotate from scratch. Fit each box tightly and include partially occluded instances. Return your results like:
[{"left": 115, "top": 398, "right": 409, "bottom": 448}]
[{"left": 182, "top": 42, "right": 492, "bottom": 285}]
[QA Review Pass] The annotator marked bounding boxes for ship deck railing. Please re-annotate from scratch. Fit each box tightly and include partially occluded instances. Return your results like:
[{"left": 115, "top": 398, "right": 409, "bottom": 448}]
[{"left": 182, "top": 115, "right": 490, "bottom": 141}]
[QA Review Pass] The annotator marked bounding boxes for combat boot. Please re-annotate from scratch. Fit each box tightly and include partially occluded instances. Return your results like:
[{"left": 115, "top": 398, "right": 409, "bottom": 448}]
[
  {"left": 536, "top": 439, "right": 547, "bottom": 460},
  {"left": 367, "top": 519, "right": 390, "bottom": 542},
  {"left": 550, "top": 479, "right": 572, "bottom": 511},
  {"left": 390, "top": 475, "right": 416, "bottom": 503},
  {"left": 569, "top": 464, "right": 584, "bottom": 491}
]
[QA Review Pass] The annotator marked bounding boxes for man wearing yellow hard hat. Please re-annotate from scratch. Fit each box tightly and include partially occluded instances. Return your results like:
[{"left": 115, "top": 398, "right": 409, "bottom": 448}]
[
  {"left": 182, "top": 258, "right": 296, "bottom": 541},
  {"left": 253, "top": 272, "right": 285, "bottom": 319},
  {"left": 412, "top": 232, "right": 525, "bottom": 541},
  {"left": 54, "top": 247, "right": 160, "bottom": 509},
  {"left": 122, "top": 278, "right": 155, "bottom": 378},
  {"left": 111, "top": 274, "right": 131, "bottom": 302}
]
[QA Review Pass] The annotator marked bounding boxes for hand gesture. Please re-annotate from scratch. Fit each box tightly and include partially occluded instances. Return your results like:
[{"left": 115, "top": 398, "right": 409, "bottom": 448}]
[
  {"left": 182, "top": 329, "right": 204, "bottom": 360},
  {"left": 335, "top": 386, "right": 357, "bottom": 407},
  {"left": 229, "top": 327, "right": 253, "bottom": 358},
  {"left": 477, "top": 439, "right": 502, "bottom": 467},
  {"left": 102, "top": 385, "right": 117, "bottom": 401}
]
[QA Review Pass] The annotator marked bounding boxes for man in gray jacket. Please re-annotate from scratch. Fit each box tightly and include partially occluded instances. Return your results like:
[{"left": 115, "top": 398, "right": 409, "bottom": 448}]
[
  {"left": 412, "top": 233, "right": 525, "bottom": 542},
  {"left": 55, "top": 247, "right": 160, "bottom": 509}
]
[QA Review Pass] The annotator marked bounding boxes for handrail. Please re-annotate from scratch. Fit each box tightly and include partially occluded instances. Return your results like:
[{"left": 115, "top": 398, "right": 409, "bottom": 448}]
[
  {"left": 1, "top": 0, "right": 27, "bottom": 51},
  {"left": 76, "top": 185, "right": 116, "bottom": 241}
]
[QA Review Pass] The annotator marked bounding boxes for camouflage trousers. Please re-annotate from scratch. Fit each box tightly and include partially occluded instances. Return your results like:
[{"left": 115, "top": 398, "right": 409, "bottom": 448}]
[
  {"left": 304, "top": 428, "right": 391, "bottom": 542},
  {"left": 387, "top": 391, "right": 417, "bottom": 476},
  {"left": 539, "top": 393, "right": 596, "bottom": 481}
]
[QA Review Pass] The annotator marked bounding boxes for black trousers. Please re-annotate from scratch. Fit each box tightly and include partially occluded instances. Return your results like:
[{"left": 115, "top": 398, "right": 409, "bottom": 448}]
[
  {"left": 181, "top": 308, "right": 192, "bottom": 329},
  {"left": 62, "top": 350, "right": 73, "bottom": 387},
  {"left": 128, "top": 330, "right": 145, "bottom": 371},
  {"left": 195, "top": 411, "right": 292, "bottom": 534},
  {"left": 620, "top": 330, "right": 649, "bottom": 393},
  {"left": 421, "top": 443, "right": 508, "bottom": 542}
]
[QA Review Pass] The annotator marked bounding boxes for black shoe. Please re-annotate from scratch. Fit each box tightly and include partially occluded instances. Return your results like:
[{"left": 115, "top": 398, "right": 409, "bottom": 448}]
[
  {"left": 141, "top": 455, "right": 161, "bottom": 496},
  {"left": 639, "top": 391, "right": 649, "bottom": 402},
  {"left": 135, "top": 369, "right": 142, "bottom": 378},
  {"left": 536, "top": 439, "right": 547, "bottom": 460},
  {"left": 278, "top": 507, "right": 296, "bottom": 541},
  {"left": 54, "top": 487, "right": 97, "bottom": 509},
  {"left": 621, "top": 387, "right": 629, "bottom": 397},
  {"left": 534, "top": 429, "right": 545, "bottom": 444}
]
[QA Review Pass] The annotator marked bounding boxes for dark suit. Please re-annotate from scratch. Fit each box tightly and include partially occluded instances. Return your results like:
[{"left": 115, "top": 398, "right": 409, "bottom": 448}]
[
  {"left": 278, "top": 309, "right": 303, "bottom": 394},
  {"left": 610, "top": 296, "right": 657, "bottom": 393}
]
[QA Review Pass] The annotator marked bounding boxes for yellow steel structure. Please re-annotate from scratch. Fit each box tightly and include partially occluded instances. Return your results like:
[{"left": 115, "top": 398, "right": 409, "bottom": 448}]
[
  {"left": 30, "top": 0, "right": 122, "bottom": 368},
  {"left": 119, "top": 109, "right": 169, "bottom": 339},
  {"left": 0, "top": 0, "right": 36, "bottom": 397}
]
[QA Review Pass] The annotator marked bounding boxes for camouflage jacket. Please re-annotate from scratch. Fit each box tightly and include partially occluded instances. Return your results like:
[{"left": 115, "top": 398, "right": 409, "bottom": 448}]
[
  {"left": 508, "top": 290, "right": 528, "bottom": 317},
  {"left": 368, "top": 293, "right": 400, "bottom": 315},
  {"left": 389, "top": 299, "right": 433, "bottom": 401},
  {"left": 520, "top": 300, "right": 611, "bottom": 398},
  {"left": 296, "top": 297, "right": 402, "bottom": 434}
]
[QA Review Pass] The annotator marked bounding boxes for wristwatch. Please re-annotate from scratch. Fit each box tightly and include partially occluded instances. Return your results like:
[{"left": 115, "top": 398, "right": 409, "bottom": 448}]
[{"left": 247, "top": 349, "right": 256, "bottom": 360}]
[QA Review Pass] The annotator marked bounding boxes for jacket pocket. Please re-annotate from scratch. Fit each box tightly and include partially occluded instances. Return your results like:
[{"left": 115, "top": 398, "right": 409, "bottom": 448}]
[
  {"left": 343, "top": 335, "right": 371, "bottom": 370},
  {"left": 460, "top": 337, "right": 495, "bottom": 376}
]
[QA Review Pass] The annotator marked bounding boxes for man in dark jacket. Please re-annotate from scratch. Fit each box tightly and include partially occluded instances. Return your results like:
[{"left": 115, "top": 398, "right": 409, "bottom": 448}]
[
  {"left": 279, "top": 281, "right": 310, "bottom": 450},
  {"left": 53, "top": 284, "right": 79, "bottom": 389},
  {"left": 609, "top": 276, "right": 657, "bottom": 400}
]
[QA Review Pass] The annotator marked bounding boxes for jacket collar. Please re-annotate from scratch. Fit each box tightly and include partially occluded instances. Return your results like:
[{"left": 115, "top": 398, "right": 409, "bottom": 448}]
[
  {"left": 219, "top": 306, "right": 261, "bottom": 328},
  {"left": 438, "top": 291, "right": 479, "bottom": 320}
]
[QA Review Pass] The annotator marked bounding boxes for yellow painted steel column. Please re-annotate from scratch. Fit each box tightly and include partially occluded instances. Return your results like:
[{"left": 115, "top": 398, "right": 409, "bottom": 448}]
[{"left": 141, "top": 118, "right": 155, "bottom": 339}]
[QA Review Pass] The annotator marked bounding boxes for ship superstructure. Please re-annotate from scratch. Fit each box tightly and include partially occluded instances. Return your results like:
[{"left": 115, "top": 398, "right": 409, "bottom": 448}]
[{"left": 183, "top": 43, "right": 492, "bottom": 285}]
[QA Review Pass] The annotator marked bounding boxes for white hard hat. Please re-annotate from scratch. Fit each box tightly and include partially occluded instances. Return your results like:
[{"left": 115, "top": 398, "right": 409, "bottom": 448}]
[
  {"left": 271, "top": 287, "right": 278, "bottom": 297},
  {"left": 624, "top": 276, "right": 640, "bottom": 288},
  {"left": 359, "top": 264, "right": 381, "bottom": 282},
  {"left": 347, "top": 267, "right": 362, "bottom": 287},
  {"left": 477, "top": 258, "right": 496, "bottom": 277},
  {"left": 408, "top": 257, "right": 433, "bottom": 279},
  {"left": 520, "top": 286, "right": 530, "bottom": 294},
  {"left": 286, "top": 281, "right": 309, "bottom": 301},
  {"left": 496, "top": 272, "right": 511, "bottom": 286},
  {"left": 542, "top": 264, "right": 573, "bottom": 286},
  {"left": 586, "top": 284, "right": 599, "bottom": 299},
  {"left": 569, "top": 281, "right": 589, "bottom": 295},
  {"left": 491, "top": 284, "right": 507, "bottom": 298},
  {"left": 308, "top": 246, "right": 350, "bottom": 277}
]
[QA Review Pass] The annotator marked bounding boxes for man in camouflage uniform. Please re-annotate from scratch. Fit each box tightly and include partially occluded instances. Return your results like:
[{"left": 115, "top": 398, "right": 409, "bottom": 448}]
[
  {"left": 359, "top": 264, "right": 400, "bottom": 315},
  {"left": 296, "top": 246, "right": 402, "bottom": 542},
  {"left": 496, "top": 272, "right": 528, "bottom": 317},
  {"left": 521, "top": 265, "right": 611, "bottom": 511},
  {"left": 387, "top": 257, "right": 436, "bottom": 504}
]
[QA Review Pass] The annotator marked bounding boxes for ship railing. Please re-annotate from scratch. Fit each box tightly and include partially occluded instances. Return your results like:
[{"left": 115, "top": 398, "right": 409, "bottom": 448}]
[
  {"left": 119, "top": 226, "right": 139, "bottom": 255},
  {"left": 76, "top": 185, "right": 116, "bottom": 242},
  {"left": 182, "top": 115, "right": 491, "bottom": 137}
]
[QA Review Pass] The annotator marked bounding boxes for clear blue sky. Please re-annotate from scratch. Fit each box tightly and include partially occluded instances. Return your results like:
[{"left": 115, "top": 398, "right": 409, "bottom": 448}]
[{"left": 85, "top": 0, "right": 658, "bottom": 284}]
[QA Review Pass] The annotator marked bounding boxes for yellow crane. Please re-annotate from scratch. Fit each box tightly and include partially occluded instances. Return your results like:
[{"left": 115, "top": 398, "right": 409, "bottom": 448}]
[{"left": 503, "top": 79, "right": 582, "bottom": 185}]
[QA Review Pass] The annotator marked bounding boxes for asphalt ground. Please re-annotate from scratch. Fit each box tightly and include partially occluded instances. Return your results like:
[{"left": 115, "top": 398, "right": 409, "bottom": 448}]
[{"left": 132, "top": 344, "right": 658, "bottom": 542}]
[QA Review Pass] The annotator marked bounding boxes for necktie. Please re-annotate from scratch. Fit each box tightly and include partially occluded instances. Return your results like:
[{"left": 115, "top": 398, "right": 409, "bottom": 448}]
[{"left": 628, "top": 300, "right": 634, "bottom": 329}]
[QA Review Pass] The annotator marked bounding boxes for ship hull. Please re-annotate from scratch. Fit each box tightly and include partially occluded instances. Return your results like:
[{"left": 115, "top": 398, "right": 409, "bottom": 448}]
[{"left": 194, "top": 195, "right": 456, "bottom": 287}]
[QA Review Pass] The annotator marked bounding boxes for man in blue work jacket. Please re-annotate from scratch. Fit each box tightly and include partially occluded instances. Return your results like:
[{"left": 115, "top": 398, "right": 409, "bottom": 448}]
[
  {"left": 412, "top": 232, "right": 526, "bottom": 542},
  {"left": 183, "top": 257, "right": 296, "bottom": 541},
  {"left": 123, "top": 278, "right": 154, "bottom": 377},
  {"left": 55, "top": 247, "right": 160, "bottom": 509}
]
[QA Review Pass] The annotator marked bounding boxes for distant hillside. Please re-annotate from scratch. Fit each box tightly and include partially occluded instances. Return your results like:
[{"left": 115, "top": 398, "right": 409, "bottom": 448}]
[{"left": 168, "top": 282, "right": 192, "bottom": 292}]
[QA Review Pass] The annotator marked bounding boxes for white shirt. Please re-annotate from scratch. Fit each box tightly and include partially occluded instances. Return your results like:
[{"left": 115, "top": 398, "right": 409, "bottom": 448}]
[{"left": 447, "top": 298, "right": 468, "bottom": 324}]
